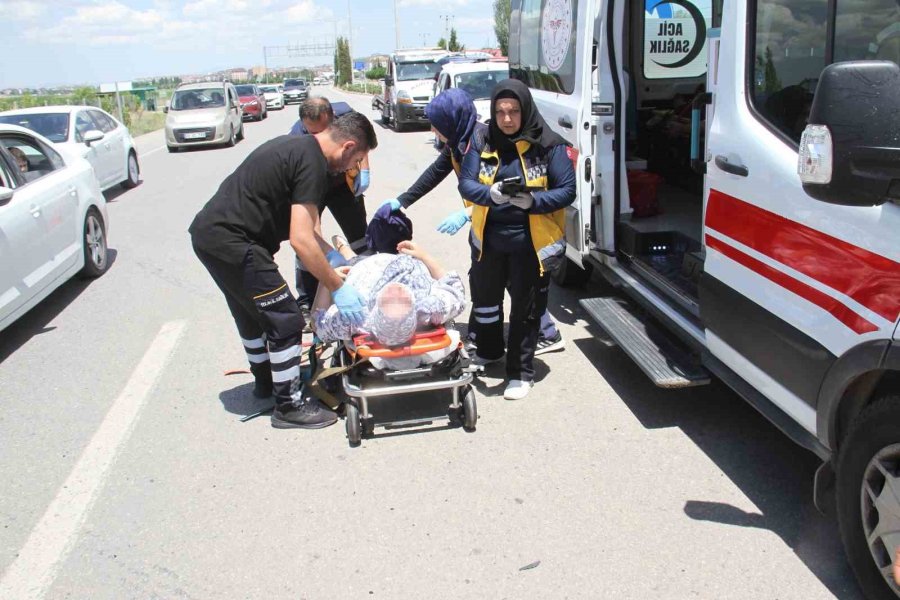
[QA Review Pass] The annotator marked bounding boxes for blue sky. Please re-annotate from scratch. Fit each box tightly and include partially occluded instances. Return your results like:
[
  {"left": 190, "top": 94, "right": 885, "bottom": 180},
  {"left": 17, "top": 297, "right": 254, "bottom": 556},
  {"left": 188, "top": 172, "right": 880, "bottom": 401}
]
[{"left": 0, "top": 0, "right": 497, "bottom": 88}]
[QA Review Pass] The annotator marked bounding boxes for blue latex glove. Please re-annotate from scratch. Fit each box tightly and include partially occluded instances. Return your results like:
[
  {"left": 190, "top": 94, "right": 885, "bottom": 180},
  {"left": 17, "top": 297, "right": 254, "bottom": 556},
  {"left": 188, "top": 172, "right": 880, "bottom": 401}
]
[
  {"left": 436, "top": 209, "right": 471, "bottom": 235},
  {"left": 325, "top": 249, "right": 345, "bottom": 267},
  {"left": 379, "top": 198, "right": 402, "bottom": 212},
  {"left": 353, "top": 169, "right": 370, "bottom": 196},
  {"left": 333, "top": 283, "right": 366, "bottom": 327}
]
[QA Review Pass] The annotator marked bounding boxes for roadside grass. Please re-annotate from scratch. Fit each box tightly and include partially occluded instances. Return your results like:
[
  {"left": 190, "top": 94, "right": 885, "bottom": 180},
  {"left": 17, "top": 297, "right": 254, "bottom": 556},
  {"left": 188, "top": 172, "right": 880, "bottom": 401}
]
[
  {"left": 128, "top": 111, "right": 166, "bottom": 137},
  {"left": 338, "top": 82, "right": 381, "bottom": 95}
]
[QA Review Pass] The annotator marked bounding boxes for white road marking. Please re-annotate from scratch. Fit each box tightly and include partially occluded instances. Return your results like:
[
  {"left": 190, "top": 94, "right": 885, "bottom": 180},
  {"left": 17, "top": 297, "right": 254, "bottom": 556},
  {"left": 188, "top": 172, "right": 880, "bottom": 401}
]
[
  {"left": 140, "top": 145, "right": 167, "bottom": 157},
  {"left": 0, "top": 320, "right": 187, "bottom": 600}
]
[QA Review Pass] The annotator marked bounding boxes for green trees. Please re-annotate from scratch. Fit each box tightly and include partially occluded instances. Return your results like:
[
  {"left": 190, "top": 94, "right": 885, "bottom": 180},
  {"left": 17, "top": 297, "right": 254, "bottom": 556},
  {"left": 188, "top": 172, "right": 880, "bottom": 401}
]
[
  {"left": 494, "top": 0, "right": 510, "bottom": 56},
  {"left": 448, "top": 28, "right": 464, "bottom": 52},
  {"left": 334, "top": 36, "right": 353, "bottom": 85},
  {"left": 366, "top": 61, "right": 386, "bottom": 81}
]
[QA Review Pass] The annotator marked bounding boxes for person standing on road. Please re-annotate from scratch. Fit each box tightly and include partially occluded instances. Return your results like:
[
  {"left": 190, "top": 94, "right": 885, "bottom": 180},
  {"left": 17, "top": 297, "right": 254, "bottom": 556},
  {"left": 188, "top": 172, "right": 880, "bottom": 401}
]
[
  {"left": 190, "top": 112, "right": 378, "bottom": 429},
  {"left": 289, "top": 97, "right": 371, "bottom": 329},
  {"left": 381, "top": 88, "right": 567, "bottom": 357},
  {"left": 458, "top": 79, "right": 576, "bottom": 401}
]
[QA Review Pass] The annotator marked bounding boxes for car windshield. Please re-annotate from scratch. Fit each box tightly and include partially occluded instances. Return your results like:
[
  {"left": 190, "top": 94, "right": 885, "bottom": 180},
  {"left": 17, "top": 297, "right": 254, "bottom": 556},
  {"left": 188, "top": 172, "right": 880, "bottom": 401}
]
[
  {"left": 397, "top": 61, "right": 442, "bottom": 81},
  {"left": 235, "top": 85, "right": 256, "bottom": 96},
  {"left": 454, "top": 70, "right": 509, "bottom": 100},
  {"left": 170, "top": 88, "right": 226, "bottom": 111},
  {"left": 259, "top": 86, "right": 278, "bottom": 93},
  {"left": 0, "top": 113, "right": 70, "bottom": 143},
  {"left": 284, "top": 79, "right": 302, "bottom": 88}
]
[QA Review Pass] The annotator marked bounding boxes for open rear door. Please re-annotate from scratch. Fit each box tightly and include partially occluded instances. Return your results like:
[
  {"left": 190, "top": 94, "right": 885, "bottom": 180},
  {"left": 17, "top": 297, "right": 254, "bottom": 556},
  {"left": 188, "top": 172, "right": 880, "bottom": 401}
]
[{"left": 509, "top": 0, "right": 597, "bottom": 266}]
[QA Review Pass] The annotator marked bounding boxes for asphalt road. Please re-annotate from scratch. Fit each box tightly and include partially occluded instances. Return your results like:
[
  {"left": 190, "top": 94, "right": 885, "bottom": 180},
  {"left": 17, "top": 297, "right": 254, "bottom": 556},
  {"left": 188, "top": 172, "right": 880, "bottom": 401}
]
[{"left": 0, "top": 86, "right": 864, "bottom": 599}]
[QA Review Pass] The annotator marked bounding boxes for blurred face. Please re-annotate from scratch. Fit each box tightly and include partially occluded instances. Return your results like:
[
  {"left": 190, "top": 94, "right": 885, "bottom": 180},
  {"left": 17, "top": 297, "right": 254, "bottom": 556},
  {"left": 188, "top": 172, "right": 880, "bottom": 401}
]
[
  {"left": 377, "top": 283, "right": 414, "bottom": 319},
  {"left": 302, "top": 114, "right": 331, "bottom": 134},
  {"left": 431, "top": 126, "right": 448, "bottom": 143},
  {"left": 10, "top": 148, "right": 27, "bottom": 172},
  {"left": 495, "top": 98, "right": 522, "bottom": 136}
]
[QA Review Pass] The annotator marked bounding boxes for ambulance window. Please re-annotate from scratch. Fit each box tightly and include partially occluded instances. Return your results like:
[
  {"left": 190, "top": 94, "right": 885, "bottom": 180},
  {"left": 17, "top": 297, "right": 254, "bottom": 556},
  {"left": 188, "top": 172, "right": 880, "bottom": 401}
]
[
  {"left": 643, "top": 0, "right": 714, "bottom": 79},
  {"left": 834, "top": 0, "right": 900, "bottom": 65},
  {"left": 750, "top": 0, "right": 828, "bottom": 143},
  {"left": 509, "top": 0, "right": 578, "bottom": 95}
]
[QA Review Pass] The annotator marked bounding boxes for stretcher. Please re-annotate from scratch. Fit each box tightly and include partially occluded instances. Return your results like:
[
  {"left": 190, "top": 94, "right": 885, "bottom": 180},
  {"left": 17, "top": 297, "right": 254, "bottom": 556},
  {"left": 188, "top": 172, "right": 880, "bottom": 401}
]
[{"left": 325, "top": 326, "right": 476, "bottom": 447}]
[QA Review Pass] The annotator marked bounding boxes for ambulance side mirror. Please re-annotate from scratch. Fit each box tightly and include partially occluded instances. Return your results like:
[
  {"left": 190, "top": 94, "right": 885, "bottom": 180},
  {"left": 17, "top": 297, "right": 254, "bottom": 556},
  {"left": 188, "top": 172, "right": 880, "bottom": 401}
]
[{"left": 799, "top": 61, "right": 900, "bottom": 207}]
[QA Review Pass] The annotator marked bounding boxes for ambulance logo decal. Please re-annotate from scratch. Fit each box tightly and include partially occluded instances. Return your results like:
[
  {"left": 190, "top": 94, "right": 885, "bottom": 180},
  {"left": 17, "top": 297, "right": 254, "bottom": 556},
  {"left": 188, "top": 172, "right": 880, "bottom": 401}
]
[
  {"left": 647, "top": 0, "right": 707, "bottom": 69},
  {"left": 541, "top": 0, "right": 572, "bottom": 72}
]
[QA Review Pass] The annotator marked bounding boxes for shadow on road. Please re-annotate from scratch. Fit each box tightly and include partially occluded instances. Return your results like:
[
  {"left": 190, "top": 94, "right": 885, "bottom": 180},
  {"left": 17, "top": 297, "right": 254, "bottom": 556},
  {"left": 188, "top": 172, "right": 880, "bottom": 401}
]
[
  {"left": 103, "top": 184, "right": 141, "bottom": 204},
  {"left": 0, "top": 248, "right": 119, "bottom": 364},
  {"left": 550, "top": 276, "right": 862, "bottom": 599}
]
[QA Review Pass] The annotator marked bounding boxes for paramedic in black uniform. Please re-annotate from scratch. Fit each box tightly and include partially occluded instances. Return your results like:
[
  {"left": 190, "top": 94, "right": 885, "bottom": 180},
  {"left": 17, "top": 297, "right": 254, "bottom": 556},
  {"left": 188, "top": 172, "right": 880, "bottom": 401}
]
[
  {"left": 290, "top": 97, "right": 371, "bottom": 329},
  {"left": 190, "top": 112, "right": 378, "bottom": 430}
]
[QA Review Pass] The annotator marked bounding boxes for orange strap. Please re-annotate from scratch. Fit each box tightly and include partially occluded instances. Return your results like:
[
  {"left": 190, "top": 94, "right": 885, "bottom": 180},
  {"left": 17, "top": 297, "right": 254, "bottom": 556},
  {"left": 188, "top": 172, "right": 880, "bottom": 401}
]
[{"left": 353, "top": 327, "right": 452, "bottom": 359}]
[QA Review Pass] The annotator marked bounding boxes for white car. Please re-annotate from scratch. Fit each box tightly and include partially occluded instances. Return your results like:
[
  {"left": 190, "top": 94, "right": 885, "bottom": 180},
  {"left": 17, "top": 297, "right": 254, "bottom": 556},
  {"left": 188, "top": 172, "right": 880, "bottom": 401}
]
[
  {"left": 0, "top": 106, "right": 139, "bottom": 192},
  {"left": 259, "top": 84, "right": 285, "bottom": 110},
  {"left": 434, "top": 61, "right": 510, "bottom": 123},
  {"left": 0, "top": 124, "right": 109, "bottom": 333}
]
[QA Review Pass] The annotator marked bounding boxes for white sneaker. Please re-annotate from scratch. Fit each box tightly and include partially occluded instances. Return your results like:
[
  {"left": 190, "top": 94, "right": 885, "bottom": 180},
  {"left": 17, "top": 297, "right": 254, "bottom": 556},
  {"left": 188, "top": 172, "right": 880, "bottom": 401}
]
[{"left": 503, "top": 379, "right": 533, "bottom": 401}]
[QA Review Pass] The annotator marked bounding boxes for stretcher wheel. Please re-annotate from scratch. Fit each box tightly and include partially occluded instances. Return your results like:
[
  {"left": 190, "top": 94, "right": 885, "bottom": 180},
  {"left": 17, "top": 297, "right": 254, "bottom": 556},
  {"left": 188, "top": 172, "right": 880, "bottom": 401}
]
[
  {"left": 462, "top": 387, "right": 477, "bottom": 432},
  {"left": 345, "top": 402, "right": 361, "bottom": 447}
]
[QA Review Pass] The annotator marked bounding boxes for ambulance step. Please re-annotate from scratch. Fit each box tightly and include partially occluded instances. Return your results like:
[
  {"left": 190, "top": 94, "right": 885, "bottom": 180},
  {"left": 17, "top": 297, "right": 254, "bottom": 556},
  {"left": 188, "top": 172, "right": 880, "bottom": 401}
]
[{"left": 579, "top": 297, "right": 710, "bottom": 388}]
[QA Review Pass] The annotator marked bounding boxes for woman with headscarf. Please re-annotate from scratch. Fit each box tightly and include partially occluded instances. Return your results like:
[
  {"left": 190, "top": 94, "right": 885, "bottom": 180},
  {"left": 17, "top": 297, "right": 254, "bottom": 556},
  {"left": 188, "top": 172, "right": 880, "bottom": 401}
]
[
  {"left": 380, "top": 87, "right": 567, "bottom": 359},
  {"left": 457, "top": 79, "right": 576, "bottom": 400}
]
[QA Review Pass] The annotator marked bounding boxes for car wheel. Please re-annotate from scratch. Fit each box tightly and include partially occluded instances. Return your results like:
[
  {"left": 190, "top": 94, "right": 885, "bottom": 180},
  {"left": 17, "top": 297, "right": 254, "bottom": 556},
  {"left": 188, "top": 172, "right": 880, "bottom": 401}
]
[
  {"left": 236, "top": 122, "right": 245, "bottom": 141},
  {"left": 836, "top": 395, "right": 900, "bottom": 600},
  {"left": 393, "top": 114, "right": 406, "bottom": 133},
  {"left": 226, "top": 125, "right": 236, "bottom": 147},
  {"left": 79, "top": 208, "right": 108, "bottom": 278},
  {"left": 121, "top": 151, "right": 140, "bottom": 189}
]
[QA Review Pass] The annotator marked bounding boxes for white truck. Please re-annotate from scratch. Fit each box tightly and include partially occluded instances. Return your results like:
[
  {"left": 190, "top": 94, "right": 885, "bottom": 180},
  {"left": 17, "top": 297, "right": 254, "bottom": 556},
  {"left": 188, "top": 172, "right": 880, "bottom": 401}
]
[
  {"left": 372, "top": 48, "right": 448, "bottom": 132},
  {"left": 509, "top": 1, "right": 900, "bottom": 598}
]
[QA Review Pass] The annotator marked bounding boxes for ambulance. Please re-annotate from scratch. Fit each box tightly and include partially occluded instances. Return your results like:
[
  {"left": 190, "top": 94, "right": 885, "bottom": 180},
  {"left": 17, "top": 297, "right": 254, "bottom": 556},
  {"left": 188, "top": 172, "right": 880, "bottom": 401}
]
[{"left": 508, "top": 1, "right": 900, "bottom": 597}]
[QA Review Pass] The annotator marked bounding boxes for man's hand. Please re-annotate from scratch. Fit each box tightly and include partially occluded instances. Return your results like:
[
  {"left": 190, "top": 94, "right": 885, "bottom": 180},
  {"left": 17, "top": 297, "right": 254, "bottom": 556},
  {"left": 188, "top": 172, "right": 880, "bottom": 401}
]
[
  {"left": 333, "top": 283, "right": 366, "bottom": 326},
  {"left": 380, "top": 198, "right": 402, "bottom": 212}
]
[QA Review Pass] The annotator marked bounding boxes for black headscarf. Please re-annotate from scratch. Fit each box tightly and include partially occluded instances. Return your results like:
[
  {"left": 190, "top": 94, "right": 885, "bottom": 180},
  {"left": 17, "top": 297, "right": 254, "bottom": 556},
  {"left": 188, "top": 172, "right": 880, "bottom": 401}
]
[{"left": 487, "top": 79, "right": 569, "bottom": 153}]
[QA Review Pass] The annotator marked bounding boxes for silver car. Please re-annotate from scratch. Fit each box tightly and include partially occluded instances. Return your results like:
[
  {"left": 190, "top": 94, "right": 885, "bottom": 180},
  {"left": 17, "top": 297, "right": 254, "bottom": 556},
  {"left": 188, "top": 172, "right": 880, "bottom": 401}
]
[{"left": 164, "top": 82, "right": 244, "bottom": 152}]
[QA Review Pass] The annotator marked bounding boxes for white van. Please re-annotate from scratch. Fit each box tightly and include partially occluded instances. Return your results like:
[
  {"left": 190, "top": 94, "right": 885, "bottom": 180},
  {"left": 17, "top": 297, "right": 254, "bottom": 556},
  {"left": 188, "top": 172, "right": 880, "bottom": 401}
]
[
  {"left": 509, "top": 1, "right": 900, "bottom": 597},
  {"left": 373, "top": 48, "right": 448, "bottom": 131}
]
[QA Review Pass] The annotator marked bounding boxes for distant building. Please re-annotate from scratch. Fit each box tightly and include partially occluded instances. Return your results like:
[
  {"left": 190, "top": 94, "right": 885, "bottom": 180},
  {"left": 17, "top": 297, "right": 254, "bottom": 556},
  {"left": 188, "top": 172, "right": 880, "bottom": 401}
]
[
  {"left": 366, "top": 54, "right": 390, "bottom": 70},
  {"left": 250, "top": 66, "right": 267, "bottom": 79},
  {"left": 228, "top": 68, "right": 249, "bottom": 82}
]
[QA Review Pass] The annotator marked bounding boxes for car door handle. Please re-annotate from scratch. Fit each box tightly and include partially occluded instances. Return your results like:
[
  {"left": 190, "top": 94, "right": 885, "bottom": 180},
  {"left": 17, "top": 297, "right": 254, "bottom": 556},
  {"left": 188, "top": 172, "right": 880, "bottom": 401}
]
[
  {"left": 29, "top": 205, "right": 41, "bottom": 218},
  {"left": 68, "top": 187, "right": 77, "bottom": 197},
  {"left": 558, "top": 116, "right": 573, "bottom": 129},
  {"left": 715, "top": 155, "right": 749, "bottom": 177}
]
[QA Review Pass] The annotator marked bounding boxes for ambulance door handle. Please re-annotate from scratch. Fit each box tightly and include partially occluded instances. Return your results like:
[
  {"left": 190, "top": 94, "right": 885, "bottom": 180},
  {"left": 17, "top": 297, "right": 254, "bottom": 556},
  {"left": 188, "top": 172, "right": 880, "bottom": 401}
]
[
  {"left": 715, "top": 155, "right": 749, "bottom": 177},
  {"left": 558, "top": 116, "right": 573, "bottom": 129}
]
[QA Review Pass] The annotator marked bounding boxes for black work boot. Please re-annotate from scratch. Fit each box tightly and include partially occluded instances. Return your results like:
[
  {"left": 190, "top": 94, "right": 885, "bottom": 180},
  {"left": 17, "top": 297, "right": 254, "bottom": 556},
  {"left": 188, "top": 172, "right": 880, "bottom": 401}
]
[
  {"left": 250, "top": 363, "right": 273, "bottom": 399},
  {"left": 271, "top": 397, "right": 338, "bottom": 429}
]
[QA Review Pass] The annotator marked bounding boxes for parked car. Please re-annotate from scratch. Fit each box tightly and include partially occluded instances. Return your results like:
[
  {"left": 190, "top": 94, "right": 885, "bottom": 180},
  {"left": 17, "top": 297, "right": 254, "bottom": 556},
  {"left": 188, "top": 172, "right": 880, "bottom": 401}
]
[
  {"left": 258, "top": 84, "right": 284, "bottom": 110},
  {"left": 313, "top": 77, "right": 322, "bottom": 85},
  {"left": 235, "top": 84, "right": 267, "bottom": 121},
  {"left": 283, "top": 78, "right": 308, "bottom": 104},
  {"left": 0, "top": 124, "right": 110, "bottom": 332},
  {"left": 0, "top": 106, "right": 140, "bottom": 192},
  {"left": 164, "top": 81, "right": 244, "bottom": 152},
  {"left": 434, "top": 61, "right": 509, "bottom": 123}
]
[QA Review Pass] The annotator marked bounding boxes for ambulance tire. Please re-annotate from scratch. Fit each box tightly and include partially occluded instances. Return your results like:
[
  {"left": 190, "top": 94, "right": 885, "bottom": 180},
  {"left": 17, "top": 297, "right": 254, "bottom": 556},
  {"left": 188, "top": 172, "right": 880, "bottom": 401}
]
[
  {"left": 836, "top": 394, "right": 900, "bottom": 600},
  {"left": 552, "top": 256, "right": 592, "bottom": 288},
  {"left": 345, "top": 402, "right": 361, "bottom": 447},
  {"left": 381, "top": 109, "right": 390, "bottom": 126}
]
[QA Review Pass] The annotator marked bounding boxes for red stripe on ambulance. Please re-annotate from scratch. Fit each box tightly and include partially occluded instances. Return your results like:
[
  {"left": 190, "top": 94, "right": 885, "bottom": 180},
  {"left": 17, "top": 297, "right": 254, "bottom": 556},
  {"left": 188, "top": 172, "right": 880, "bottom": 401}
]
[{"left": 706, "top": 190, "right": 900, "bottom": 323}]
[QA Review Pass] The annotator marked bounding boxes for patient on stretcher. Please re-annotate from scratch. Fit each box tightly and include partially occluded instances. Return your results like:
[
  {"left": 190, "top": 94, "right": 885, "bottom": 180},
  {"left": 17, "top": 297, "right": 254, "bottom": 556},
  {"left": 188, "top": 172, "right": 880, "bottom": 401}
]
[{"left": 311, "top": 238, "right": 467, "bottom": 370}]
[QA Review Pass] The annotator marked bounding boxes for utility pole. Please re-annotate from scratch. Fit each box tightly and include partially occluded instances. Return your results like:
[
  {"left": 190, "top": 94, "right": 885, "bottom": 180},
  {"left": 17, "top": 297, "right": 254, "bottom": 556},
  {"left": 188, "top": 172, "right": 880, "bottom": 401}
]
[
  {"left": 347, "top": 0, "right": 354, "bottom": 85},
  {"left": 440, "top": 14, "right": 453, "bottom": 51},
  {"left": 393, "top": 0, "right": 400, "bottom": 49}
]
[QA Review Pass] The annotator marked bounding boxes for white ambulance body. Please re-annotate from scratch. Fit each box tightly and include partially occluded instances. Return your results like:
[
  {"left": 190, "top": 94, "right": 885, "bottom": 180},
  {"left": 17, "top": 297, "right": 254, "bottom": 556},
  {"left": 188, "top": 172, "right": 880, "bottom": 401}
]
[{"left": 509, "top": 1, "right": 900, "bottom": 597}]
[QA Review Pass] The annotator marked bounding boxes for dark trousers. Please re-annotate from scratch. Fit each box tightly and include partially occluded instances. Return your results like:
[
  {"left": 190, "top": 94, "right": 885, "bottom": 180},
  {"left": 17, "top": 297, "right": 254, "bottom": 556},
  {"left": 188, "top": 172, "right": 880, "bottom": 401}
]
[
  {"left": 194, "top": 243, "right": 304, "bottom": 406},
  {"left": 466, "top": 265, "right": 558, "bottom": 344},
  {"left": 469, "top": 246, "right": 549, "bottom": 382},
  {"left": 296, "top": 186, "right": 367, "bottom": 308}
]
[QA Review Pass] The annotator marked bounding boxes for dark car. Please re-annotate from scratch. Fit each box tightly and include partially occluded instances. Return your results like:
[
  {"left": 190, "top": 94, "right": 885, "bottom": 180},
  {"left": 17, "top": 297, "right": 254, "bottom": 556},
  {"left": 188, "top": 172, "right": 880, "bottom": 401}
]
[
  {"left": 235, "top": 84, "right": 267, "bottom": 121},
  {"left": 283, "top": 78, "right": 308, "bottom": 104}
]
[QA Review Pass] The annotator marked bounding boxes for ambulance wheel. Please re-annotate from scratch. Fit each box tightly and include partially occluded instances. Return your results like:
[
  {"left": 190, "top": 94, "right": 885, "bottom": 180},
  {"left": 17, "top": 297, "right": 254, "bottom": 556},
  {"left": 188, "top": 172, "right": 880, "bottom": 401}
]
[
  {"left": 345, "top": 402, "right": 361, "bottom": 447},
  {"left": 552, "top": 256, "right": 592, "bottom": 288},
  {"left": 836, "top": 394, "right": 900, "bottom": 600},
  {"left": 381, "top": 111, "right": 389, "bottom": 125},
  {"left": 462, "top": 387, "right": 477, "bottom": 432}
]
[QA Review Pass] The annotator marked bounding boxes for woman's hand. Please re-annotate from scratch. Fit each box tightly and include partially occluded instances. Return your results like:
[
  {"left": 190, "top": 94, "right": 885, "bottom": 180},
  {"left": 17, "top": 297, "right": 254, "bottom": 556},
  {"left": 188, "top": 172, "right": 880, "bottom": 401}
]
[
  {"left": 397, "top": 240, "right": 426, "bottom": 259},
  {"left": 335, "top": 265, "right": 351, "bottom": 280}
]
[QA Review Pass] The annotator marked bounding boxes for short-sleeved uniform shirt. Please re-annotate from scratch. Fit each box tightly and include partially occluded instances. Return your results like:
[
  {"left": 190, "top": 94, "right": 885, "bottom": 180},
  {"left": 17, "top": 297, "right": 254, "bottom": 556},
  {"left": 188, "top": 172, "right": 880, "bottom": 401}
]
[{"left": 189, "top": 134, "right": 328, "bottom": 263}]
